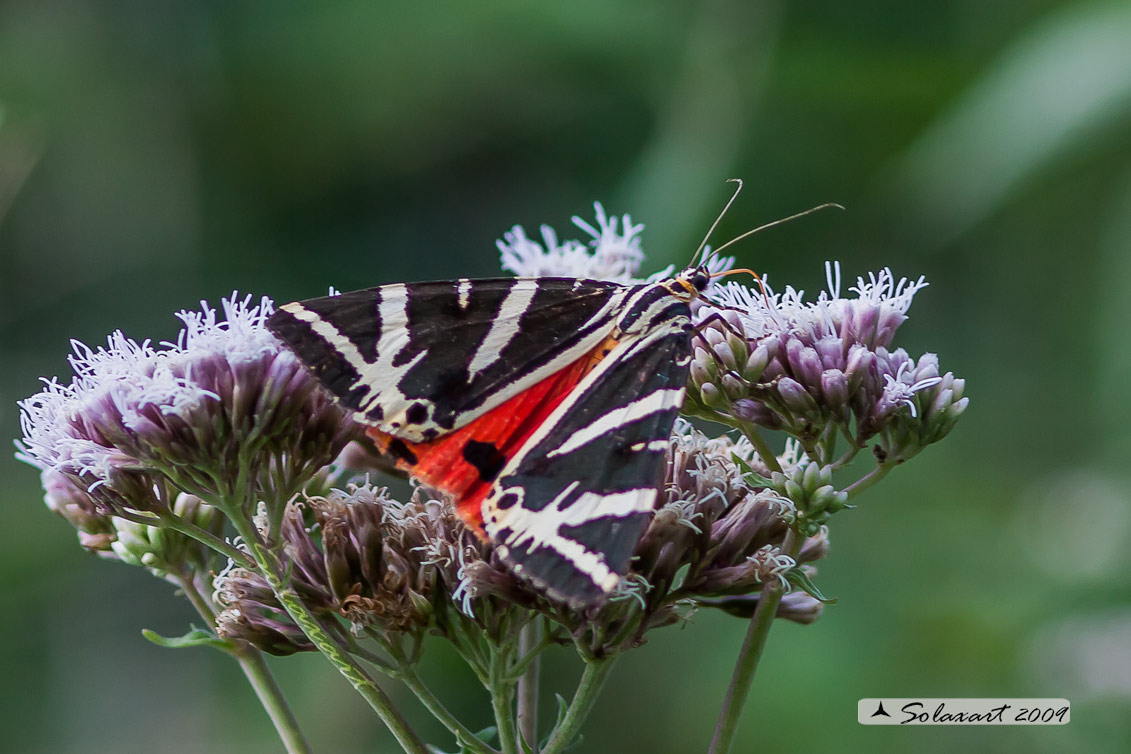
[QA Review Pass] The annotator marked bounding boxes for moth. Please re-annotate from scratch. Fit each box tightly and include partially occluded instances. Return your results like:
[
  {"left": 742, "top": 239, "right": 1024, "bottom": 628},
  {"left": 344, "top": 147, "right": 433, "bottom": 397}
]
[
  {"left": 266, "top": 190, "right": 824, "bottom": 606},
  {"left": 267, "top": 266, "right": 712, "bottom": 606}
]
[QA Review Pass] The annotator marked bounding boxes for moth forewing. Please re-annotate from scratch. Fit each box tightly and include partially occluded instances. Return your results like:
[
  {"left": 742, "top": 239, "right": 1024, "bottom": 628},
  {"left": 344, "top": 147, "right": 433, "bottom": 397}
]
[
  {"left": 482, "top": 313, "right": 692, "bottom": 605},
  {"left": 268, "top": 278, "right": 631, "bottom": 443},
  {"left": 268, "top": 271, "right": 703, "bottom": 606}
]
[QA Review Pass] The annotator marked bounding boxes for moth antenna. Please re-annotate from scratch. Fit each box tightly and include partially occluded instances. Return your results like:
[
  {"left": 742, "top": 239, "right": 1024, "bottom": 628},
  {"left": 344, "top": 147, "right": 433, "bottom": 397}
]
[
  {"left": 690, "top": 178, "right": 744, "bottom": 268},
  {"left": 708, "top": 267, "right": 773, "bottom": 312},
  {"left": 710, "top": 202, "right": 845, "bottom": 258}
]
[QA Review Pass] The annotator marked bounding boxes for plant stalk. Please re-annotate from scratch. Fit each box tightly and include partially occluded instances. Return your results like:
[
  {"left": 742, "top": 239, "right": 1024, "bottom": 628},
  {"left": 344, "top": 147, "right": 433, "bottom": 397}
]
[
  {"left": 177, "top": 574, "right": 312, "bottom": 754},
  {"left": 234, "top": 647, "right": 315, "bottom": 754},
  {"left": 843, "top": 462, "right": 892, "bottom": 499},
  {"left": 517, "top": 621, "right": 541, "bottom": 750},
  {"left": 540, "top": 657, "right": 617, "bottom": 754},
  {"left": 707, "top": 529, "right": 801, "bottom": 754},
  {"left": 225, "top": 510, "right": 426, "bottom": 754},
  {"left": 398, "top": 666, "right": 499, "bottom": 754},
  {"left": 489, "top": 645, "right": 521, "bottom": 754}
]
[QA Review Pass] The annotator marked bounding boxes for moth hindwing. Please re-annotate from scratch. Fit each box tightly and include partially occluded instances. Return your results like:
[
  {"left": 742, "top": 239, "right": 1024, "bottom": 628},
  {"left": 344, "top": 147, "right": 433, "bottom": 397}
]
[{"left": 267, "top": 274, "right": 697, "bottom": 605}]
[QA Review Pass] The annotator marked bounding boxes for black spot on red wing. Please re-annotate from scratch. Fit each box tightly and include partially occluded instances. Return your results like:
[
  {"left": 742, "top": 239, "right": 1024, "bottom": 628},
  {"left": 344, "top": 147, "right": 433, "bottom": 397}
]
[
  {"left": 406, "top": 402, "right": 428, "bottom": 424},
  {"left": 387, "top": 438, "right": 418, "bottom": 466},
  {"left": 462, "top": 440, "right": 508, "bottom": 482},
  {"left": 496, "top": 492, "right": 519, "bottom": 510}
]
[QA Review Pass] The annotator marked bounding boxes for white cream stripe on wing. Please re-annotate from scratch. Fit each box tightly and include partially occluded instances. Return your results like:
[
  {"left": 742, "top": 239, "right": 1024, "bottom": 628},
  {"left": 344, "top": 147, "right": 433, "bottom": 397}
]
[
  {"left": 282, "top": 290, "right": 428, "bottom": 418},
  {"left": 466, "top": 282, "right": 539, "bottom": 378},
  {"left": 545, "top": 388, "right": 685, "bottom": 459},
  {"left": 279, "top": 302, "right": 376, "bottom": 374},
  {"left": 483, "top": 324, "right": 678, "bottom": 487},
  {"left": 498, "top": 487, "right": 658, "bottom": 590},
  {"left": 354, "top": 284, "right": 430, "bottom": 412}
]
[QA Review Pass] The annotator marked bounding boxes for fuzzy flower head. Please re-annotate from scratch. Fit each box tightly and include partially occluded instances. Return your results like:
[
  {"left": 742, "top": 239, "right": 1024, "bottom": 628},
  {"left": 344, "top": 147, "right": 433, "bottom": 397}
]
[
  {"left": 687, "top": 262, "right": 968, "bottom": 463},
  {"left": 17, "top": 293, "right": 357, "bottom": 515},
  {"left": 498, "top": 202, "right": 734, "bottom": 285},
  {"left": 499, "top": 203, "right": 647, "bottom": 282},
  {"left": 216, "top": 418, "right": 830, "bottom": 659}
]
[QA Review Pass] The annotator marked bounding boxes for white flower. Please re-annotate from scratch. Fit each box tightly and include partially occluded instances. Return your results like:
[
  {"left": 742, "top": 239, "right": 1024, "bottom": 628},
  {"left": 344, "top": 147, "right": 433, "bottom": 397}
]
[
  {"left": 498, "top": 202, "right": 735, "bottom": 284},
  {"left": 16, "top": 292, "right": 352, "bottom": 511},
  {"left": 879, "top": 361, "right": 944, "bottom": 418},
  {"left": 498, "top": 202, "right": 646, "bottom": 282},
  {"left": 708, "top": 260, "right": 929, "bottom": 346}
]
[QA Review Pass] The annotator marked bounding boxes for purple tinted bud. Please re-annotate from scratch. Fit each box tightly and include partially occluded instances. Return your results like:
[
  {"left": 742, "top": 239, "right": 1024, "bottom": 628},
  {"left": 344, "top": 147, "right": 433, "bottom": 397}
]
[
  {"left": 712, "top": 341, "right": 739, "bottom": 373},
  {"left": 731, "top": 399, "right": 781, "bottom": 428},
  {"left": 720, "top": 374, "right": 747, "bottom": 401},
  {"left": 689, "top": 359, "right": 713, "bottom": 388},
  {"left": 785, "top": 340, "right": 824, "bottom": 389},
  {"left": 743, "top": 343, "right": 772, "bottom": 382},
  {"left": 697, "top": 590, "right": 823, "bottom": 625},
  {"left": 912, "top": 352, "right": 940, "bottom": 382},
  {"left": 776, "top": 377, "right": 820, "bottom": 419},
  {"left": 820, "top": 369, "right": 849, "bottom": 414},
  {"left": 703, "top": 327, "right": 726, "bottom": 348},
  {"left": 797, "top": 527, "right": 831, "bottom": 564},
  {"left": 815, "top": 336, "right": 845, "bottom": 370},
  {"left": 844, "top": 345, "right": 876, "bottom": 394},
  {"left": 41, "top": 467, "right": 112, "bottom": 538},
  {"left": 699, "top": 382, "right": 726, "bottom": 409}
]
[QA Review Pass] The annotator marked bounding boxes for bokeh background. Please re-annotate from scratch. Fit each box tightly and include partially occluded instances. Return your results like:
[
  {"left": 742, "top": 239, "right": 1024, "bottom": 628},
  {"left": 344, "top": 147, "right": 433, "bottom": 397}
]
[{"left": 3, "top": 2, "right": 1130, "bottom": 752}]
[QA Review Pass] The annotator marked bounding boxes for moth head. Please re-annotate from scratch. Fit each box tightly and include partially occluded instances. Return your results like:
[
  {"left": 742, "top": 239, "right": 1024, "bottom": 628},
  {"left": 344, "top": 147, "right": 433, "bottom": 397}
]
[{"left": 670, "top": 266, "right": 712, "bottom": 301}]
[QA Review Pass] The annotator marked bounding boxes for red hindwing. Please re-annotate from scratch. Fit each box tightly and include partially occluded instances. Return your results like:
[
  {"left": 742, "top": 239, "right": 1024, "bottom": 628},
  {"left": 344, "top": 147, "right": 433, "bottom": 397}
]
[{"left": 365, "top": 336, "right": 618, "bottom": 533}]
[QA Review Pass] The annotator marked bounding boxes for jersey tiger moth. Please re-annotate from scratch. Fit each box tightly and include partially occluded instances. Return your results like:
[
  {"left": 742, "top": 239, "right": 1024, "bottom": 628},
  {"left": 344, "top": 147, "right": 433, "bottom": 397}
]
[{"left": 267, "top": 266, "right": 716, "bottom": 606}]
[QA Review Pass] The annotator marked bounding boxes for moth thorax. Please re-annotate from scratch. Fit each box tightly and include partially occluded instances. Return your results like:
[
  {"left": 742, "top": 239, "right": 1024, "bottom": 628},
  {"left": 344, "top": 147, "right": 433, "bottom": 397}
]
[{"left": 614, "top": 284, "right": 692, "bottom": 336}]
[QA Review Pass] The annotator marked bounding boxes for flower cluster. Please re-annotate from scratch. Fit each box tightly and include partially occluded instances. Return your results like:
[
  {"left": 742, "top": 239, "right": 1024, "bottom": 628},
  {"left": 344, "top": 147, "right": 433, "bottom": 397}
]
[
  {"left": 109, "top": 493, "right": 221, "bottom": 579},
  {"left": 687, "top": 262, "right": 968, "bottom": 466},
  {"left": 499, "top": 201, "right": 733, "bottom": 284},
  {"left": 17, "top": 294, "right": 357, "bottom": 521},
  {"left": 499, "top": 203, "right": 648, "bottom": 282},
  {"left": 15, "top": 202, "right": 968, "bottom": 754},
  {"left": 215, "top": 420, "right": 829, "bottom": 658}
]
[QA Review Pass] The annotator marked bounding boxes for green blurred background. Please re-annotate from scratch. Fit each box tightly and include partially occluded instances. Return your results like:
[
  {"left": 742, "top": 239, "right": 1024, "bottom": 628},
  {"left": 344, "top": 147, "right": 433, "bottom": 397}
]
[{"left": 2, "top": 2, "right": 1130, "bottom": 752}]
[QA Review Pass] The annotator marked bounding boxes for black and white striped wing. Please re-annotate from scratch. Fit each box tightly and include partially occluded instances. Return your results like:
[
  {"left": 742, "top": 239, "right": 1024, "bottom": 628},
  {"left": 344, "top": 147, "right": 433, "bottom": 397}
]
[
  {"left": 482, "top": 316, "right": 692, "bottom": 605},
  {"left": 267, "top": 278, "right": 630, "bottom": 442}
]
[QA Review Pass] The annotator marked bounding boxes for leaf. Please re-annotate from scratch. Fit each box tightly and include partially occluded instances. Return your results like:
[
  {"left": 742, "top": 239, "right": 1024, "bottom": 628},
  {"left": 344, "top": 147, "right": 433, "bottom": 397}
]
[
  {"left": 142, "top": 627, "right": 234, "bottom": 651},
  {"left": 446, "top": 725, "right": 498, "bottom": 754},
  {"left": 537, "top": 694, "right": 570, "bottom": 750},
  {"left": 785, "top": 568, "right": 836, "bottom": 605},
  {"left": 471, "top": 726, "right": 498, "bottom": 745},
  {"left": 730, "top": 452, "right": 774, "bottom": 488}
]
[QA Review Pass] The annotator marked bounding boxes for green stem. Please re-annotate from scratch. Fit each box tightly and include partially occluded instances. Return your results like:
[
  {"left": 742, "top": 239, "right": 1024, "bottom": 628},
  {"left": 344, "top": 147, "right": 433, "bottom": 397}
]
[
  {"left": 376, "top": 633, "right": 498, "bottom": 754},
  {"left": 540, "top": 657, "right": 617, "bottom": 754},
  {"left": 225, "top": 510, "right": 426, "bottom": 754},
  {"left": 489, "top": 645, "right": 521, "bottom": 754},
  {"left": 516, "top": 621, "right": 541, "bottom": 750},
  {"left": 399, "top": 666, "right": 500, "bottom": 754},
  {"left": 267, "top": 572, "right": 426, "bottom": 754},
  {"left": 842, "top": 462, "right": 892, "bottom": 499},
  {"left": 735, "top": 420, "right": 783, "bottom": 474},
  {"left": 176, "top": 574, "right": 312, "bottom": 754},
  {"left": 233, "top": 647, "right": 315, "bottom": 754},
  {"left": 707, "top": 530, "right": 802, "bottom": 754},
  {"left": 449, "top": 617, "right": 491, "bottom": 687}
]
